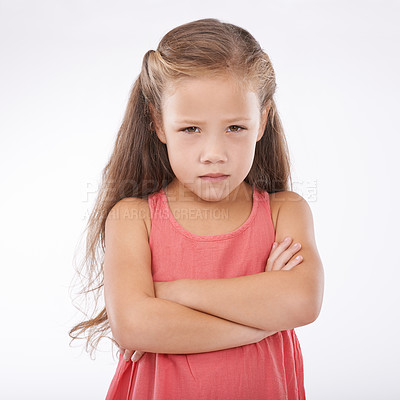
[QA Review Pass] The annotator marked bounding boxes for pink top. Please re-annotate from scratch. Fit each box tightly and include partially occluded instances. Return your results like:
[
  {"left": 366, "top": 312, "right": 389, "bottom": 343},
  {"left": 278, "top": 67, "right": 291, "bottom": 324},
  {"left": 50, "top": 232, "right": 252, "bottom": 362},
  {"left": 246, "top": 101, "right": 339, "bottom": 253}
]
[{"left": 106, "top": 186, "right": 306, "bottom": 399}]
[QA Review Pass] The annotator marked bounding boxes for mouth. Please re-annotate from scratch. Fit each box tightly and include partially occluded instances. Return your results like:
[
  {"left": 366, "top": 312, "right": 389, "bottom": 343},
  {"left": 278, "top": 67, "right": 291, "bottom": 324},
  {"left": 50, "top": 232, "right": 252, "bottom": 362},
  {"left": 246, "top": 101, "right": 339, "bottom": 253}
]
[{"left": 200, "top": 174, "right": 229, "bottom": 182}]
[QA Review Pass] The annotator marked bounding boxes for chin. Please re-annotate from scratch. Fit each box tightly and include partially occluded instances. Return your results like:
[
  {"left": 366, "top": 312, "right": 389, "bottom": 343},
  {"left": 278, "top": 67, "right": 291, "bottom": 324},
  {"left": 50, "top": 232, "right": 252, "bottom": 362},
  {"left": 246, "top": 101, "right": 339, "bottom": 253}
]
[{"left": 196, "top": 184, "right": 232, "bottom": 201}]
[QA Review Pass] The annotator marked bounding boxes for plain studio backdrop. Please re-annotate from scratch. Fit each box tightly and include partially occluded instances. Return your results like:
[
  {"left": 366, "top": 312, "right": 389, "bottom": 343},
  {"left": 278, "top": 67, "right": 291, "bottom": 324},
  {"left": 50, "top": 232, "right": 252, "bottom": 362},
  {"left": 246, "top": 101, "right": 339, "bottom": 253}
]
[{"left": 1, "top": 0, "right": 399, "bottom": 399}]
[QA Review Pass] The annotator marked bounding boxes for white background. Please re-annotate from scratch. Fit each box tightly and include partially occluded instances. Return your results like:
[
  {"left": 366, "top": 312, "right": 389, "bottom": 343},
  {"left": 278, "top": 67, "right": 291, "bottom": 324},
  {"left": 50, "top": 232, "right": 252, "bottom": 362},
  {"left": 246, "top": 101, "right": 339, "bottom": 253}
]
[{"left": 1, "top": 0, "right": 399, "bottom": 399}]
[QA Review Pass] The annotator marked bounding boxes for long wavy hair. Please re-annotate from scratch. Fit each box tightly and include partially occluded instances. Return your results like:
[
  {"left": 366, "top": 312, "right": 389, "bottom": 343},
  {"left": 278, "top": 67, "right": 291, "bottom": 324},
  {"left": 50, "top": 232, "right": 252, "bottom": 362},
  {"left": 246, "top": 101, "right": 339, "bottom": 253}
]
[{"left": 68, "top": 17, "right": 293, "bottom": 360}]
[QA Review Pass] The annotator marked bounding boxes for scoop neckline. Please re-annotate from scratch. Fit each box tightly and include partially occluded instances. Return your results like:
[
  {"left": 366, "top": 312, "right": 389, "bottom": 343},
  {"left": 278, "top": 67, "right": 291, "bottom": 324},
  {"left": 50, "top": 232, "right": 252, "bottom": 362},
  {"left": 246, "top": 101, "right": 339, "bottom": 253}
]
[{"left": 160, "top": 185, "right": 260, "bottom": 241}]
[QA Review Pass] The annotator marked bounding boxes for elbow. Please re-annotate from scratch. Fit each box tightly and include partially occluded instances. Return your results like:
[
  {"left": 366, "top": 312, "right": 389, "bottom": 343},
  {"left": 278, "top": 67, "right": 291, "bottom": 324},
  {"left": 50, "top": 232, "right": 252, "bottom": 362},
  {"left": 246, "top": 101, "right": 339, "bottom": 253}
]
[
  {"left": 300, "top": 294, "right": 323, "bottom": 326},
  {"left": 108, "top": 317, "right": 139, "bottom": 350},
  {"left": 299, "top": 273, "right": 325, "bottom": 326},
  {"left": 112, "top": 321, "right": 139, "bottom": 350},
  {"left": 110, "top": 298, "right": 153, "bottom": 350}
]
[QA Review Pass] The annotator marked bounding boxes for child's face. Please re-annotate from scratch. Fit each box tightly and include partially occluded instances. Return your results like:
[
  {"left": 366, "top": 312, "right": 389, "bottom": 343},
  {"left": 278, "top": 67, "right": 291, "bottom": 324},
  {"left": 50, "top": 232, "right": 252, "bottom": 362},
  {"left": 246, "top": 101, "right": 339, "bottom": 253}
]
[{"left": 155, "top": 75, "right": 269, "bottom": 201}]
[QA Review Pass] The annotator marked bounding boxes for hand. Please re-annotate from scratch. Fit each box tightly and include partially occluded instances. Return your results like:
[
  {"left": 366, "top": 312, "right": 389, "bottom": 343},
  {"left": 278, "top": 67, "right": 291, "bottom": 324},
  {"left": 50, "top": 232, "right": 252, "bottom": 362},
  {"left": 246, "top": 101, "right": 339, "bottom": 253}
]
[
  {"left": 265, "top": 237, "right": 303, "bottom": 272},
  {"left": 117, "top": 344, "right": 145, "bottom": 363}
]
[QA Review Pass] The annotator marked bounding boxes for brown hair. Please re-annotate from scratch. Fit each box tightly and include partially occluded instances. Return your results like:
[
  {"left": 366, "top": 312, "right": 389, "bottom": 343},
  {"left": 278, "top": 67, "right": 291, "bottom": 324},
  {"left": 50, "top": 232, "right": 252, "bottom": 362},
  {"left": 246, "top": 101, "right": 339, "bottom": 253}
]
[{"left": 68, "top": 17, "right": 292, "bottom": 359}]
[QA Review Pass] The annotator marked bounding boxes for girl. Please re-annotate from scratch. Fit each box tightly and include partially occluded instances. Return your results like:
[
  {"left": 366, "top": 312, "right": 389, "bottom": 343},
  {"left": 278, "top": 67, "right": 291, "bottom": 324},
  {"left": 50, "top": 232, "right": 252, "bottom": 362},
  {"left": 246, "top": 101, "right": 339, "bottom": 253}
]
[{"left": 69, "top": 18, "right": 324, "bottom": 399}]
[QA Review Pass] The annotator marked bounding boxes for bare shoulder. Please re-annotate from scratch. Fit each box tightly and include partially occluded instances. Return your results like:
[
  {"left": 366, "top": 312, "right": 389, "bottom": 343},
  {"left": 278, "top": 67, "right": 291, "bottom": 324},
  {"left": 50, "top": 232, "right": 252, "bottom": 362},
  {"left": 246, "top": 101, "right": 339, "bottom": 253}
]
[
  {"left": 268, "top": 190, "right": 310, "bottom": 233},
  {"left": 268, "top": 190, "right": 300, "bottom": 229},
  {"left": 107, "top": 197, "right": 152, "bottom": 240},
  {"left": 268, "top": 190, "right": 304, "bottom": 204},
  {"left": 269, "top": 190, "right": 318, "bottom": 247}
]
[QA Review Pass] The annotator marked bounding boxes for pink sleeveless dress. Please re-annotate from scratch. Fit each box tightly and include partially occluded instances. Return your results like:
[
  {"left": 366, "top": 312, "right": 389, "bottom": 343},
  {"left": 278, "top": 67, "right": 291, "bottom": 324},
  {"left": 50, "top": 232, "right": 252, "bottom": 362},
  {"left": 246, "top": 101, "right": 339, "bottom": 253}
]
[{"left": 106, "top": 186, "right": 306, "bottom": 399}]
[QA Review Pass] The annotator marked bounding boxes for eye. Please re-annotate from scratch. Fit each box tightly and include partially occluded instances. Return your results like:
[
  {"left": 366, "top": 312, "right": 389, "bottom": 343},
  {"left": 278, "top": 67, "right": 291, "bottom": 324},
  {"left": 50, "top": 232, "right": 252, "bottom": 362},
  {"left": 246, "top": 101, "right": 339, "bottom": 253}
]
[
  {"left": 180, "top": 125, "right": 246, "bottom": 135},
  {"left": 181, "top": 126, "right": 200, "bottom": 134},
  {"left": 227, "top": 125, "right": 245, "bottom": 133}
]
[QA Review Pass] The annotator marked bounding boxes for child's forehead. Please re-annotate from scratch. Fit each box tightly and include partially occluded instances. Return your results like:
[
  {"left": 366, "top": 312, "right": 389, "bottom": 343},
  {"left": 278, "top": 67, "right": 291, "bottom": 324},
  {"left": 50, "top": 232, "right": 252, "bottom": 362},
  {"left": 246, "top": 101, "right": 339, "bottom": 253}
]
[
  {"left": 159, "top": 74, "right": 261, "bottom": 119},
  {"left": 162, "top": 88, "right": 260, "bottom": 124},
  {"left": 164, "top": 74, "right": 254, "bottom": 97}
]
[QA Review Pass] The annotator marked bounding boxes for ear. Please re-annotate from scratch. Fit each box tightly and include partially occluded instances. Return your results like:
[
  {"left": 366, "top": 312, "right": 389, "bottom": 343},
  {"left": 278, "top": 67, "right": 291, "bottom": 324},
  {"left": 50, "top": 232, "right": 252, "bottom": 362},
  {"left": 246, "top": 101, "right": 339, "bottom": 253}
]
[
  {"left": 256, "top": 102, "right": 271, "bottom": 142},
  {"left": 148, "top": 103, "right": 167, "bottom": 144}
]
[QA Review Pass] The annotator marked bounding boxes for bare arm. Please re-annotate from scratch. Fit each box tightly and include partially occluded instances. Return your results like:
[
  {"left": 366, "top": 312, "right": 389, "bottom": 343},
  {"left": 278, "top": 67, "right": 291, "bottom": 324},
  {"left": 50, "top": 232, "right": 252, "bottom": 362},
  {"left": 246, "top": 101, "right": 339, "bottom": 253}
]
[
  {"left": 104, "top": 198, "right": 277, "bottom": 355},
  {"left": 154, "top": 271, "right": 306, "bottom": 332},
  {"left": 154, "top": 192, "right": 324, "bottom": 332},
  {"left": 117, "top": 296, "right": 277, "bottom": 354}
]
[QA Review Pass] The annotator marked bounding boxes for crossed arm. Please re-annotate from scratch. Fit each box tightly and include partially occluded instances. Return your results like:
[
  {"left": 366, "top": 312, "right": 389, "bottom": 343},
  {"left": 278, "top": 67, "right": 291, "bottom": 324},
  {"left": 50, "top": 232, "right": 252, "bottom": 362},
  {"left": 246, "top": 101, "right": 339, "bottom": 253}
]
[
  {"left": 154, "top": 192, "right": 324, "bottom": 333},
  {"left": 110, "top": 192, "right": 324, "bottom": 354},
  {"left": 155, "top": 271, "right": 308, "bottom": 333}
]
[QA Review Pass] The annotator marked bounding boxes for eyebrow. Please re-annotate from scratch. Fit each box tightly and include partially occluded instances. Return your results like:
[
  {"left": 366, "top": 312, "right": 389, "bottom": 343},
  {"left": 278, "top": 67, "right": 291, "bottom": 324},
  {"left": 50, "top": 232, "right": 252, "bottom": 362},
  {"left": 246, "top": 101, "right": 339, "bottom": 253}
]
[{"left": 175, "top": 117, "right": 252, "bottom": 124}]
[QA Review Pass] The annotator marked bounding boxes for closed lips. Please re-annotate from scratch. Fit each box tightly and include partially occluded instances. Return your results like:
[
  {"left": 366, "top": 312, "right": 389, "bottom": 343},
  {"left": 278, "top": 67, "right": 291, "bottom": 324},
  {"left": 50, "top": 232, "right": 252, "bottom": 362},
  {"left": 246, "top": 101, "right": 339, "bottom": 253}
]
[{"left": 200, "top": 174, "right": 228, "bottom": 177}]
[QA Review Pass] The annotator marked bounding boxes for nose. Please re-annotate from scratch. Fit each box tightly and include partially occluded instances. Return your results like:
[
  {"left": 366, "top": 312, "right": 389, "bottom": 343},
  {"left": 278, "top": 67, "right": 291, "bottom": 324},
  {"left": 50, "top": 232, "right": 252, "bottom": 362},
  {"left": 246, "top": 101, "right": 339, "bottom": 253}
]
[{"left": 200, "top": 135, "right": 228, "bottom": 164}]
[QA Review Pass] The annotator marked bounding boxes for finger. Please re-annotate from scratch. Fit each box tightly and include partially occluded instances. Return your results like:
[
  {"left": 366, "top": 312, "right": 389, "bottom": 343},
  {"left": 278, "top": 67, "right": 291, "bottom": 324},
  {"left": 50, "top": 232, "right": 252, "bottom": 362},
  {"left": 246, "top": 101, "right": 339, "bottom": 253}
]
[
  {"left": 123, "top": 349, "right": 135, "bottom": 362},
  {"left": 272, "top": 241, "right": 302, "bottom": 271},
  {"left": 131, "top": 350, "right": 145, "bottom": 362},
  {"left": 266, "top": 239, "right": 291, "bottom": 271},
  {"left": 267, "top": 238, "right": 293, "bottom": 271},
  {"left": 280, "top": 255, "right": 303, "bottom": 271}
]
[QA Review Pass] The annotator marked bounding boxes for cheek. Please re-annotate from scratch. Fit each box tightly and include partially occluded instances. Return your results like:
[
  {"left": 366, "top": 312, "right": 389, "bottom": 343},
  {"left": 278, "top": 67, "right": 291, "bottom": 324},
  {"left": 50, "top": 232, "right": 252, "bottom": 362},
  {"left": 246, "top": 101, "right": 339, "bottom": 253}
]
[
  {"left": 230, "top": 137, "right": 255, "bottom": 155},
  {"left": 166, "top": 139, "right": 196, "bottom": 166},
  {"left": 231, "top": 139, "right": 256, "bottom": 168}
]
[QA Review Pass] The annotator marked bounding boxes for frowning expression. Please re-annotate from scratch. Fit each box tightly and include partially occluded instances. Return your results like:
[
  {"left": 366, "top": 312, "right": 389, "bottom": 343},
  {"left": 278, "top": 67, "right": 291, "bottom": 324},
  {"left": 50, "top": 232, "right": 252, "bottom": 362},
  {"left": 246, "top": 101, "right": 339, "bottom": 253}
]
[{"left": 154, "top": 75, "right": 269, "bottom": 202}]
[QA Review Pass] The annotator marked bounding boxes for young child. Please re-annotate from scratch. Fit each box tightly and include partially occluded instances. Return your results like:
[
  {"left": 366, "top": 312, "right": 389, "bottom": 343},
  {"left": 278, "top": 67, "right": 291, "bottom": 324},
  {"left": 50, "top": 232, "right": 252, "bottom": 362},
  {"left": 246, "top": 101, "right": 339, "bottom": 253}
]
[{"left": 69, "top": 18, "right": 324, "bottom": 400}]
